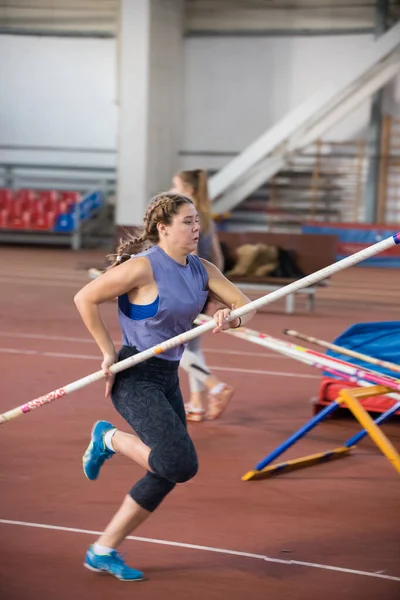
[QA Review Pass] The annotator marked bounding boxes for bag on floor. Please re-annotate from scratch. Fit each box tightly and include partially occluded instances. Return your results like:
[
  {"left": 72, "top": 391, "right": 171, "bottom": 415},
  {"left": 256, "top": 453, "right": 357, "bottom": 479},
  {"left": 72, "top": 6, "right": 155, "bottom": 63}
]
[{"left": 317, "top": 321, "right": 400, "bottom": 414}]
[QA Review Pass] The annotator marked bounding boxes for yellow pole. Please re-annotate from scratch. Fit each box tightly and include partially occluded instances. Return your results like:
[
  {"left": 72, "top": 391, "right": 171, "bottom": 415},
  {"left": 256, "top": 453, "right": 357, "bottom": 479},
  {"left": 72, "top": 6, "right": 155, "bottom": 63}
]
[{"left": 338, "top": 388, "right": 400, "bottom": 474}]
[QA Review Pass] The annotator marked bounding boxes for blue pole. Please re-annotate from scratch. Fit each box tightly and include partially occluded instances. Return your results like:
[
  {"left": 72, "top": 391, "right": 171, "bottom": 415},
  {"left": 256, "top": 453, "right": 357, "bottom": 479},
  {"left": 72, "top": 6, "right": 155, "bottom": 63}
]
[
  {"left": 344, "top": 400, "right": 400, "bottom": 447},
  {"left": 255, "top": 401, "right": 340, "bottom": 471}
]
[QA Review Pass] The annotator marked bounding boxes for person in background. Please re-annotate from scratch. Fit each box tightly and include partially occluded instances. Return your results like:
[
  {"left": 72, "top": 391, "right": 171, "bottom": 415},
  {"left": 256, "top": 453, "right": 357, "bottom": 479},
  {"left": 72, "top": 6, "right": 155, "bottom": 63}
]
[{"left": 172, "top": 169, "right": 235, "bottom": 422}]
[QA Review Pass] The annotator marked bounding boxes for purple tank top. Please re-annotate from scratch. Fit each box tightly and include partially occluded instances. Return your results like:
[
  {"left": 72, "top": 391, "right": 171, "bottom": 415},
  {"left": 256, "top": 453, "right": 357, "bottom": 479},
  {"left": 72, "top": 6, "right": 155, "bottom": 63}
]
[{"left": 118, "top": 245, "right": 209, "bottom": 361}]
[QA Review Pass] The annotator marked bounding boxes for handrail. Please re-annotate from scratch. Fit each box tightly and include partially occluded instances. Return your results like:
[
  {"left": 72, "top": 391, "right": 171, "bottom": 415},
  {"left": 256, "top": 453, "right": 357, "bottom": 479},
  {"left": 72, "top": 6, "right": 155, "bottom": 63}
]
[
  {"left": 0, "top": 162, "right": 116, "bottom": 173},
  {"left": 209, "top": 21, "right": 400, "bottom": 202},
  {"left": 0, "top": 144, "right": 116, "bottom": 155}
]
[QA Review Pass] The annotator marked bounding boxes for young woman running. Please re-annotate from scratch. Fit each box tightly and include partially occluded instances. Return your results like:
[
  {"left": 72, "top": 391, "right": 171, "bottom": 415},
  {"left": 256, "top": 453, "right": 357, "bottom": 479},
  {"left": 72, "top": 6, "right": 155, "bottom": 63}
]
[{"left": 74, "top": 192, "right": 255, "bottom": 581}]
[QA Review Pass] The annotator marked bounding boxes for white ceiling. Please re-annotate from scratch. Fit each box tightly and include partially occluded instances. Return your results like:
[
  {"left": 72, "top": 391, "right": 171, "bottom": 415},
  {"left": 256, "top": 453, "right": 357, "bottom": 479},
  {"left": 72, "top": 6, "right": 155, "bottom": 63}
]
[{"left": 0, "top": 0, "right": 398, "bottom": 36}]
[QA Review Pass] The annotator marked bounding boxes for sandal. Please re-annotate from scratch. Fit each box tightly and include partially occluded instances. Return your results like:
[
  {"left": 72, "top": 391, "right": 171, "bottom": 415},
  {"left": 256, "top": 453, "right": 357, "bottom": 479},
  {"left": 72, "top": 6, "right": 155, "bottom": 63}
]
[
  {"left": 206, "top": 384, "right": 234, "bottom": 420},
  {"left": 185, "top": 404, "right": 205, "bottom": 422}
]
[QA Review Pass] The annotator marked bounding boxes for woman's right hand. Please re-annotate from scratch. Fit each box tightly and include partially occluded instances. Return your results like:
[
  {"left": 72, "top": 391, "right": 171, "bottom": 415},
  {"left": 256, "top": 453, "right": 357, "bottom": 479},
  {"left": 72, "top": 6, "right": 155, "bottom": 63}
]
[{"left": 101, "top": 352, "right": 118, "bottom": 397}]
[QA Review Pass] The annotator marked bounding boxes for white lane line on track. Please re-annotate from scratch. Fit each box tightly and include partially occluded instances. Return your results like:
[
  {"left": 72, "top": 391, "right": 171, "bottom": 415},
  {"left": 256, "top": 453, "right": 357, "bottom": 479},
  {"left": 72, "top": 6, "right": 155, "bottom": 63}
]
[
  {"left": 0, "top": 330, "right": 291, "bottom": 359},
  {"left": 0, "top": 276, "right": 81, "bottom": 288},
  {"left": 0, "top": 330, "right": 111, "bottom": 343},
  {"left": 209, "top": 366, "right": 318, "bottom": 378},
  {"left": 0, "top": 519, "right": 398, "bottom": 582},
  {"left": 0, "top": 347, "right": 318, "bottom": 378}
]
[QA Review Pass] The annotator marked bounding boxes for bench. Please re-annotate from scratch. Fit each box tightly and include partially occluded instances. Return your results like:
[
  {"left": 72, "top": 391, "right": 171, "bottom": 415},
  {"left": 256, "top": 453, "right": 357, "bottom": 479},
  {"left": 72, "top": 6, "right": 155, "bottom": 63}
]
[{"left": 217, "top": 231, "right": 338, "bottom": 313}]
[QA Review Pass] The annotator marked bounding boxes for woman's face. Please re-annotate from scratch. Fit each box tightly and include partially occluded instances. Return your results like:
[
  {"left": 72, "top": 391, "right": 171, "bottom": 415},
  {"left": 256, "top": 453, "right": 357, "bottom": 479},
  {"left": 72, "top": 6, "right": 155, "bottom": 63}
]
[
  {"left": 171, "top": 175, "right": 194, "bottom": 200},
  {"left": 158, "top": 202, "right": 200, "bottom": 255}
]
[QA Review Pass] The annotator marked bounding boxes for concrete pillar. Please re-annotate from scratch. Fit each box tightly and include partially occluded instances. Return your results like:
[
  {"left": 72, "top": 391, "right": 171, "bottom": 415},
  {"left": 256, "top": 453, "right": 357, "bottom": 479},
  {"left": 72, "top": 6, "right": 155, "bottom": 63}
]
[
  {"left": 116, "top": 0, "right": 184, "bottom": 230},
  {"left": 364, "top": 0, "right": 389, "bottom": 223}
]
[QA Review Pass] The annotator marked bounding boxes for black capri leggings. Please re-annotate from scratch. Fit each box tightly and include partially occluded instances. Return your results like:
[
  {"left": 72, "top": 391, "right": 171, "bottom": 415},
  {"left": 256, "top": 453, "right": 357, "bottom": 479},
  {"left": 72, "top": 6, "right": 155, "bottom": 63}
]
[{"left": 111, "top": 345, "right": 198, "bottom": 512}]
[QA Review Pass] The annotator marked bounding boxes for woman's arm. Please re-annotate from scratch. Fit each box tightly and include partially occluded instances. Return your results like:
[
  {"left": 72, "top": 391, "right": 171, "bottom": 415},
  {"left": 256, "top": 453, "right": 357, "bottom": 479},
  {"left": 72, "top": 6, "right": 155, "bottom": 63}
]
[
  {"left": 74, "top": 257, "right": 152, "bottom": 396},
  {"left": 74, "top": 257, "right": 151, "bottom": 360},
  {"left": 200, "top": 259, "right": 256, "bottom": 329}
]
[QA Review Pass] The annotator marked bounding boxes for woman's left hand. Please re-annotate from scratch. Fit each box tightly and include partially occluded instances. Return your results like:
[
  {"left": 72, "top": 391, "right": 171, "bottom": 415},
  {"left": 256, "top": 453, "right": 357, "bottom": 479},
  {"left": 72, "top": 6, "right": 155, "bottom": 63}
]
[{"left": 213, "top": 304, "right": 240, "bottom": 333}]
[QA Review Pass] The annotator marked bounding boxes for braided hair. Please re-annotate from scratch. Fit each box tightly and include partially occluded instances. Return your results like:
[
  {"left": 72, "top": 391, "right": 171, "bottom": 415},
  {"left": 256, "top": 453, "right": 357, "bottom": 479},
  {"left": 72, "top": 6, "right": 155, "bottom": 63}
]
[{"left": 107, "top": 192, "right": 193, "bottom": 268}]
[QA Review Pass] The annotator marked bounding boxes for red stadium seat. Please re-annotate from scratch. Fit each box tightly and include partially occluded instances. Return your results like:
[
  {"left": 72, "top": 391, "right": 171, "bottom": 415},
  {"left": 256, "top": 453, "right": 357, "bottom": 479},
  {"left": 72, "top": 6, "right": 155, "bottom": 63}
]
[
  {"left": 38, "top": 190, "right": 59, "bottom": 207},
  {"left": 22, "top": 210, "right": 33, "bottom": 229},
  {"left": 46, "top": 211, "right": 57, "bottom": 229},
  {"left": 31, "top": 213, "right": 48, "bottom": 230},
  {"left": 0, "top": 208, "right": 10, "bottom": 228},
  {"left": 60, "top": 191, "right": 80, "bottom": 204},
  {"left": 10, "top": 215, "right": 25, "bottom": 230},
  {"left": 0, "top": 189, "right": 13, "bottom": 210},
  {"left": 58, "top": 200, "right": 70, "bottom": 214},
  {"left": 11, "top": 198, "right": 25, "bottom": 218},
  {"left": 29, "top": 199, "right": 42, "bottom": 215},
  {"left": 32, "top": 210, "right": 56, "bottom": 230},
  {"left": 15, "top": 189, "right": 36, "bottom": 206}
]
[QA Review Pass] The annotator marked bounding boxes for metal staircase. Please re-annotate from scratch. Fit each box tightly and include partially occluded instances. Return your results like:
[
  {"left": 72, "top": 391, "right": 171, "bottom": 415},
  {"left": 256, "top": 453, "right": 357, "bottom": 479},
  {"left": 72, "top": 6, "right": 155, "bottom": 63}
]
[
  {"left": 209, "top": 22, "right": 400, "bottom": 222},
  {"left": 222, "top": 140, "right": 369, "bottom": 232}
]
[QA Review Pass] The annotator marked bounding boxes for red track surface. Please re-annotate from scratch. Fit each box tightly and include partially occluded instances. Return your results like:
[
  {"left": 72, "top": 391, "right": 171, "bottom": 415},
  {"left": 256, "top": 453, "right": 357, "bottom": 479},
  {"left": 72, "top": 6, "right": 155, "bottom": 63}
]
[{"left": 0, "top": 247, "right": 399, "bottom": 600}]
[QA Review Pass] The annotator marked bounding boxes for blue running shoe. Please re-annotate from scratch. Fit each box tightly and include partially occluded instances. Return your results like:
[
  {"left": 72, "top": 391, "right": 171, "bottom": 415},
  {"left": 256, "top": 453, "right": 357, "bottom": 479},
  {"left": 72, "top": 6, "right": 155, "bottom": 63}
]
[
  {"left": 82, "top": 420, "right": 115, "bottom": 481},
  {"left": 84, "top": 545, "right": 144, "bottom": 581}
]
